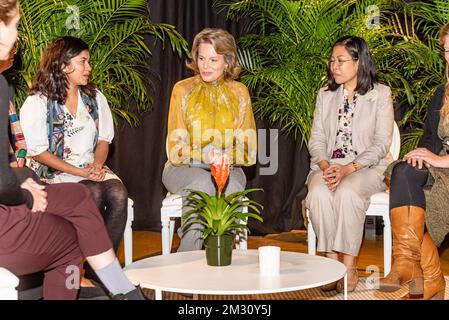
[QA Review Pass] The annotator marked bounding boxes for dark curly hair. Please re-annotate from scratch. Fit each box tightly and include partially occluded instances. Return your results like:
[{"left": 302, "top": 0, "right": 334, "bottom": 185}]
[
  {"left": 0, "top": 0, "right": 17, "bottom": 24},
  {"left": 327, "top": 36, "right": 377, "bottom": 95},
  {"left": 30, "top": 36, "right": 96, "bottom": 104}
]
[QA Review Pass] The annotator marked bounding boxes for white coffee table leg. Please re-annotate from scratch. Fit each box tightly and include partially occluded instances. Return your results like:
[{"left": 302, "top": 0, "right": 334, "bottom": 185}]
[
  {"left": 344, "top": 274, "right": 348, "bottom": 300},
  {"left": 155, "top": 289, "right": 162, "bottom": 300}
]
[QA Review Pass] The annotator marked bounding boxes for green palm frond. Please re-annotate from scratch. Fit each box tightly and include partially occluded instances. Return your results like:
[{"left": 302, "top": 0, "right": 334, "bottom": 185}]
[
  {"left": 214, "top": 0, "right": 448, "bottom": 155},
  {"left": 13, "top": 0, "right": 188, "bottom": 126},
  {"left": 386, "top": 1, "right": 447, "bottom": 153},
  {"left": 400, "top": 129, "right": 424, "bottom": 158},
  {"left": 214, "top": 0, "right": 402, "bottom": 144}
]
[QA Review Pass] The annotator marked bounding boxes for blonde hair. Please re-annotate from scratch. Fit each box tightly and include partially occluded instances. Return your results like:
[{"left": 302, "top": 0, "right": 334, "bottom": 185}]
[
  {"left": 0, "top": 0, "right": 17, "bottom": 24},
  {"left": 440, "top": 23, "right": 449, "bottom": 122},
  {"left": 186, "top": 28, "right": 241, "bottom": 80}
]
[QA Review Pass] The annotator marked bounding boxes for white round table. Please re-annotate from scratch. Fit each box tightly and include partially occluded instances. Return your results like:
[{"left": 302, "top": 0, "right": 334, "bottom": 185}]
[{"left": 123, "top": 250, "right": 348, "bottom": 300}]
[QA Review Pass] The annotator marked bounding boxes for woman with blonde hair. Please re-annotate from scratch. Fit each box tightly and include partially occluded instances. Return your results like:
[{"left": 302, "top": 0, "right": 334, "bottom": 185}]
[
  {"left": 162, "top": 28, "right": 257, "bottom": 252},
  {"left": 377, "top": 24, "right": 449, "bottom": 300}
]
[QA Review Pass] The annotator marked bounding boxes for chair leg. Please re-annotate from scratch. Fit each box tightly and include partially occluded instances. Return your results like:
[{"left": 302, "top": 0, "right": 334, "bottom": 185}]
[
  {"left": 238, "top": 201, "right": 248, "bottom": 250},
  {"left": 162, "top": 219, "right": 170, "bottom": 255},
  {"left": 237, "top": 204, "right": 248, "bottom": 250},
  {"left": 169, "top": 220, "right": 175, "bottom": 253},
  {"left": 239, "top": 228, "right": 248, "bottom": 250},
  {"left": 236, "top": 220, "right": 248, "bottom": 250},
  {"left": 124, "top": 200, "right": 134, "bottom": 266},
  {"left": 307, "top": 209, "right": 316, "bottom": 255},
  {"left": 383, "top": 216, "right": 392, "bottom": 276}
]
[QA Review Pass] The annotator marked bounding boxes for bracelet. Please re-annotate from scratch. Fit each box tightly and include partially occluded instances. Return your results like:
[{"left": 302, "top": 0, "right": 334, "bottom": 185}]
[{"left": 352, "top": 161, "right": 359, "bottom": 171}]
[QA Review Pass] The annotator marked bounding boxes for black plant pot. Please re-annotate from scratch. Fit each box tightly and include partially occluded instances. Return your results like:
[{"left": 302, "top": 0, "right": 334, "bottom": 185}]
[{"left": 204, "top": 234, "right": 234, "bottom": 266}]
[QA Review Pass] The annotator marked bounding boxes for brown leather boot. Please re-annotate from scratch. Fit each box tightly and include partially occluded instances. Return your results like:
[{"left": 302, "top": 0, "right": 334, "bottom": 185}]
[
  {"left": 419, "top": 233, "right": 445, "bottom": 300},
  {"left": 378, "top": 206, "right": 425, "bottom": 297}
]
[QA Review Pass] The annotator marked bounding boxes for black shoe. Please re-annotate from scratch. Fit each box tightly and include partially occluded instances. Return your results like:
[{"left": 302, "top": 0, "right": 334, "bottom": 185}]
[
  {"left": 111, "top": 286, "right": 148, "bottom": 300},
  {"left": 77, "top": 281, "right": 110, "bottom": 300}
]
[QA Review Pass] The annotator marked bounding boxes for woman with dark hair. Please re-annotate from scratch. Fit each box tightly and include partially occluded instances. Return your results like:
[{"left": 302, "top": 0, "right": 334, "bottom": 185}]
[
  {"left": 0, "top": 0, "right": 144, "bottom": 300},
  {"left": 162, "top": 28, "right": 257, "bottom": 252},
  {"left": 377, "top": 24, "right": 449, "bottom": 300},
  {"left": 306, "top": 36, "right": 394, "bottom": 292},
  {"left": 20, "top": 36, "right": 128, "bottom": 291}
]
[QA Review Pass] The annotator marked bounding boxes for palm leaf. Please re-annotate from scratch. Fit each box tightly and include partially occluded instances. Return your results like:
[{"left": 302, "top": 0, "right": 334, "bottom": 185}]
[
  {"left": 214, "top": 0, "right": 448, "bottom": 155},
  {"left": 13, "top": 0, "right": 189, "bottom": 126}
]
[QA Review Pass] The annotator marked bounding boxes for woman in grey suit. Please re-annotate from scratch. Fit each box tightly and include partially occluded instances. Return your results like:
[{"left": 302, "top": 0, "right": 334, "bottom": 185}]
[{"left": 306, "top": 36, "right": 394, "bottom": 292}]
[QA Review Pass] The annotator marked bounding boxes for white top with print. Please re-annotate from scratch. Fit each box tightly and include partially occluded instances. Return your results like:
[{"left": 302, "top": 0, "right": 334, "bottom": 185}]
[{"left": 20, "top": 89, "right": 114, "bottom": 183}]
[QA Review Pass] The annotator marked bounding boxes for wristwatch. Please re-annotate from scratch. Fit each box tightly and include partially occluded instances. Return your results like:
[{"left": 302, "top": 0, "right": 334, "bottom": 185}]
[{"left": 352, "top": 161, "right": 360, "bottom": 171}]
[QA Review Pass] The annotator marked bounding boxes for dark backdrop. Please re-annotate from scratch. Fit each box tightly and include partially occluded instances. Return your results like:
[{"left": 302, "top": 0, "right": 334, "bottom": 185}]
[{"left": 108, "top": 0, "right": 310, "bottom": 235}]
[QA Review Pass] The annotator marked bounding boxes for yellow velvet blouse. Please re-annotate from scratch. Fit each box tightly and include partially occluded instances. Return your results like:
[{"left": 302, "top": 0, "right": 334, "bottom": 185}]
[{"left": 167, "top": 75, "right": 257, "bottom": 166}]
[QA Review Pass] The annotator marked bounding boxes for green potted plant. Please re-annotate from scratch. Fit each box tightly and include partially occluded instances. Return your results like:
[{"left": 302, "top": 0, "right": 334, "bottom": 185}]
[{"left": 182, "top": 156, "right": 263, "bottom": 266}]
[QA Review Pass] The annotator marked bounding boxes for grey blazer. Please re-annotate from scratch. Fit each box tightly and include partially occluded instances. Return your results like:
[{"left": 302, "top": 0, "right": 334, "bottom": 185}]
[{"left": 308, "top": 83, "right": 394, "bottom": 173}]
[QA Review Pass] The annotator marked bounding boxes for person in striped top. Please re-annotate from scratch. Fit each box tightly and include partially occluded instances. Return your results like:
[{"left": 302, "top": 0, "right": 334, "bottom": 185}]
[{"left": 0, "top": 46, "right": 26, "bottom": 168}]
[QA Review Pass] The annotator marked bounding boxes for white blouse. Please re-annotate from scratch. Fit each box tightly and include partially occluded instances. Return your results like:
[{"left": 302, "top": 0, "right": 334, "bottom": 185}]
[{"left": 20, "top": 89, "right": 115, "bottom": 183}]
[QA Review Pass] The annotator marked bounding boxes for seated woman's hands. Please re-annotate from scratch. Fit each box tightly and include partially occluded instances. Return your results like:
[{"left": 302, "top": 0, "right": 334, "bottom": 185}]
[
  {"left": 323, "top": 163, "right": 355, "bottom": 192},
  {"left": 206, "top": 146, "right": 221, "bottom": 164},
  {"left": 79, "top": 163, "right": 106, "bottom": 181},
  {"left": 20, "top": 178, "right": 47, "bottom": 212},
  {"left": 203, "top": 145, "right": 229, "bottom": 165},
  {"left": 210, "top": 153, "right": 230, "bottom": 166},
  {"left": 403, "top": 148, "right": 449, "bottom": 169}
]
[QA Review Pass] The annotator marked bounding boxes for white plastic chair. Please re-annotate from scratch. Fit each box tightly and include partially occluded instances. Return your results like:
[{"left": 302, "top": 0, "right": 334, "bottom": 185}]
[
  {"left": 0, "top": 267, "right": 19, "bottom": 300},
  {"left": 160, "top": 194, "right": 182, "bottom": 255},
  {"left": 306, "top": 122, "right": 400, "bottom": 276}
]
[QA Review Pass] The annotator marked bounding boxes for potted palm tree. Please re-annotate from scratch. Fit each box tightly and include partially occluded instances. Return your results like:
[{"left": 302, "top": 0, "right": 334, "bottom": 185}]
[{"left": 182, "top": 155, "right": 263, "bottom": 266}]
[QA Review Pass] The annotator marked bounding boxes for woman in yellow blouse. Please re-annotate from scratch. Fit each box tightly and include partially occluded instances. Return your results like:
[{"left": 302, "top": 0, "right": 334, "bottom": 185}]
[{"left": 162, "top": 28, "right": 257, "bottom": 252}]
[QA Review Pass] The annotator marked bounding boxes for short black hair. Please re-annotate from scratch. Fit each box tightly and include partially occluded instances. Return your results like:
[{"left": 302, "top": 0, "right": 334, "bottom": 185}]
[{"left": 327, "top": 36, "right": 377, "bottom": 95}]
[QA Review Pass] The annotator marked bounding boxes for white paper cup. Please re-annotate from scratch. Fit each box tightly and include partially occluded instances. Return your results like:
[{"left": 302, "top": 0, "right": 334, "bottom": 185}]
[{"left": 258, "top": 246, "right": 281, "bottom": 276}]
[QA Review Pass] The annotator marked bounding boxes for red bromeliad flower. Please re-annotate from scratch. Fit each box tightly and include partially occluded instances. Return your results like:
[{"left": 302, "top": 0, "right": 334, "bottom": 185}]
[{"left": 210, "top": 155, "right": 230, "bottom": 196}]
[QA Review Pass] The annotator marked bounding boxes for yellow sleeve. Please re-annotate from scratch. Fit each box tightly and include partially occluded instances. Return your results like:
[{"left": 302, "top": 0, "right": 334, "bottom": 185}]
[
  {"left": 234, "top": 84, "right": 257, "bottom": 166},
  {"left": 167, "top": 82, "right": 191, "bottom": 165}
]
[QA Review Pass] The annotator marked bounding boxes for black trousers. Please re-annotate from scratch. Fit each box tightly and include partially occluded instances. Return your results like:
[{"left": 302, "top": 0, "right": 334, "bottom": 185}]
[{"left": 390, "top": 161, "right": 429, "bottom": 210}]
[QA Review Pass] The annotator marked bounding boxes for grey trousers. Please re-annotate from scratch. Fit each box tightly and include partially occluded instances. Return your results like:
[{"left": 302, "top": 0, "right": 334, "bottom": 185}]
[
  {"left": 162, "top": 163, "right": 246, "bottom": 252},
  {"left": 305, "top": 165, "right": 385, "bottom": 256}
]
